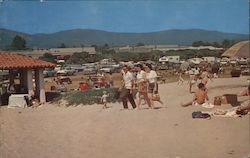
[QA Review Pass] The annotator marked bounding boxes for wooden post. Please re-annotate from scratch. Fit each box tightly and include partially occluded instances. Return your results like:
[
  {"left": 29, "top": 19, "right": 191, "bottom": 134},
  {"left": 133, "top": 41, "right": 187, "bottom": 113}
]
[
  {"left": 37, "top": 69, "right": 45, "bottom": 103},
  {"left": 26, "top": 69, "right": 33, "bottom": 97},
  {"left": 35, "top": 69, "right": 40, "bottom": 97},
  {"left": 9, "top": 70, "right": 15, "bottom": 86}
]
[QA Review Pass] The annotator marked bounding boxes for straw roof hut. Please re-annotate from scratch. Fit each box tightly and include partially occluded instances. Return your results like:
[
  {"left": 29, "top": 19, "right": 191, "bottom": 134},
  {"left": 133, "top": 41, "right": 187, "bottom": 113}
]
[{"left": 222, "top": 41, "right": 250, "bottom": 58}]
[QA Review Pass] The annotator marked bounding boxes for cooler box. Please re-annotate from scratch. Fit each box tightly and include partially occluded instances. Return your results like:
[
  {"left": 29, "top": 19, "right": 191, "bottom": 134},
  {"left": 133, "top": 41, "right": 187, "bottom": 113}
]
[{"left": 221, "top": 94, "right": 238, "bottom": 104}]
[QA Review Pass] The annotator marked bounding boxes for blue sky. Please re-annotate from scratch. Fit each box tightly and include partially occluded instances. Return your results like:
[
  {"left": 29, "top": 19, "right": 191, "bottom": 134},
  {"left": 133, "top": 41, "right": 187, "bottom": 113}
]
[{"left": 0, "top": 0, "right": 249, "bottom": 34}]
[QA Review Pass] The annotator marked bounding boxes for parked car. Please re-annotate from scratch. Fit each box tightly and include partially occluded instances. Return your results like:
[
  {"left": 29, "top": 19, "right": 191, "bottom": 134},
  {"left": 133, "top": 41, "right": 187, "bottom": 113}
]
[
  {"left": 43, "top": 68, "right": 56, "bottom": 77},
  {"left": 56, "top": 76, "right": 72, "bottom": 84},
  {"left": 82, "top": 67, "right": 97, "bottom": 75},
  {"left": 238, "top": 58, "right": 248, "bottom": 65},
  {"left": 100, "top": 67, "right": 112, "bottom": 73},
  {"left": 220, "top": 58, "right": 229, "bottom": 65},
  {"left": 229, "top": 59, "right": 237, "bottom": 65},
  {"left": 66, "top": 64, "right": 84, "bottom": 72},
  {"left": 57, "top": 68, "right": 75, "bottom": 76}
]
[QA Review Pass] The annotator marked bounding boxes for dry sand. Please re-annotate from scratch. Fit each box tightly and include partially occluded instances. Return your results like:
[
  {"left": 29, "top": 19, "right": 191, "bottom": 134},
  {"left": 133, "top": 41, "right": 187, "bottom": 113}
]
[{"left": 1, "top": 76, "right": 250, "bottom": 158}]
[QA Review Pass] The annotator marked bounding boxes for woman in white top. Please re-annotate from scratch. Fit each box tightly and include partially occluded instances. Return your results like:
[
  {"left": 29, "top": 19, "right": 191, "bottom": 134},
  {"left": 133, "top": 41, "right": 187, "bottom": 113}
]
[
  {"left": 145, "top": 63, "right": 163, "bottom": 107},
  {"left": 135, "top": 64, "right": 151, "bottom": 109}
]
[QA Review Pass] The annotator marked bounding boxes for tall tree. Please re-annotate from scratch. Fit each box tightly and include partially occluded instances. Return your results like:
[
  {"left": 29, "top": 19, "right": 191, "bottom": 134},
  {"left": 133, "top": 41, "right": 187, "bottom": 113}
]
[
  {"left": 222, "top": 39, "right": 231, "bottom": 49},
  {"left": 11, "top": 35, "right": 26, "bottom": 50}
]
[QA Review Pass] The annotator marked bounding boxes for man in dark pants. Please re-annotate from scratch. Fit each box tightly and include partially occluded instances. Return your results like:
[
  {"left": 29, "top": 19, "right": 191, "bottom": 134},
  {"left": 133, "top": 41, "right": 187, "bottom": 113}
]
[{"left": 120, "top": 65, "right": 137, "bottom": 109}]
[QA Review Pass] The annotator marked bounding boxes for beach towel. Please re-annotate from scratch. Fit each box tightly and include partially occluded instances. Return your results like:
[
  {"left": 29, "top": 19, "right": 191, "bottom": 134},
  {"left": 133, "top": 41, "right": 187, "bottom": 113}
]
[
  {"left": 201, "top": 102, "right": 214, "bottom": 109},
  {"left": 204, "top": 108, "right": 241, "bottom": 118}
]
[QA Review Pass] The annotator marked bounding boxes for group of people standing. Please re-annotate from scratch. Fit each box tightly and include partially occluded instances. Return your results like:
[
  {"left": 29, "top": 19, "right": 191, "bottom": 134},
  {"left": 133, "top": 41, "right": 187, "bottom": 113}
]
[{"left": 119, "top": 64, "right": 162, "bottom": 110}]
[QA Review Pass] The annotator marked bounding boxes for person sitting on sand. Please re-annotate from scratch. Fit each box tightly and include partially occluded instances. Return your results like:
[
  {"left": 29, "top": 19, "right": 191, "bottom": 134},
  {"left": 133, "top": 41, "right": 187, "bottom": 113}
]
[
  {"left": 236, "top": 100, "right": 250, "bottom": 115},
  {"left": 101, "top": 91, "right": 109, "bottom": 109},
  {"left": 181, "top": 83, "right": 209, "bottom": 107}
]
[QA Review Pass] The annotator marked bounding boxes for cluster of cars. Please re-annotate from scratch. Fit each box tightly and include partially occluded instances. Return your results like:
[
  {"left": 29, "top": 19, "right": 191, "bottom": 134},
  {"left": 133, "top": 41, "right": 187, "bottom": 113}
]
[
  {"left": 218, "top": 58, "right": 249, "bottom": 66},
  {"left": 43, "top": 62, "right": 122, "bottom": 77},
  {"left": 43, "top": 57, "right": 250, "bottom": 78}
]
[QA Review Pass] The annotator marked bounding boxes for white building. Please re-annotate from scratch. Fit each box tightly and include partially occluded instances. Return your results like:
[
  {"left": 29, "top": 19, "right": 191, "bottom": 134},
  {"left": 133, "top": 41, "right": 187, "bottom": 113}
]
[{"left": 159, "top": 56, "right": 180, "bottom": 64}]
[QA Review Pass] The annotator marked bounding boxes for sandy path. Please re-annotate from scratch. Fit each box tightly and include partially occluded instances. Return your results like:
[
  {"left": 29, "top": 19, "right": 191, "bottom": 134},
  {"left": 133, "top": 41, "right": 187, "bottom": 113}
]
[{"left": 0, "top": 76, "right": 249, "bottom": 158}]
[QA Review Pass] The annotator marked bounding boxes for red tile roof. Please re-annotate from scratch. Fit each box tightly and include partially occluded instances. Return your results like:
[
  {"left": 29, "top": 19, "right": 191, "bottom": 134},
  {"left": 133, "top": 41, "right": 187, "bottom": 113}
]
[{"left": 0, "top": 51, "right": 56, "bottom": 69}]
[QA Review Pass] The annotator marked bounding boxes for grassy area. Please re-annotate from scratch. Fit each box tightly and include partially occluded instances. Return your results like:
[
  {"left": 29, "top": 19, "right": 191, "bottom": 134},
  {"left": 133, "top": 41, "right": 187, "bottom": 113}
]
[{"left": 57, "top": 88, "right": 137, "bottom": 106}]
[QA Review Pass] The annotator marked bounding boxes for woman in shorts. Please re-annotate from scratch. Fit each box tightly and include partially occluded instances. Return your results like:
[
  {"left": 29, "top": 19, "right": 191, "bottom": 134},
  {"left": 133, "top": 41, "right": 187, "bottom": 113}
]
[
  {"left": 145, "top": 63, "right": 163, "bottom": 107},
  {"left": 135, "top": 64, "right": 151, "bottom": 109}
]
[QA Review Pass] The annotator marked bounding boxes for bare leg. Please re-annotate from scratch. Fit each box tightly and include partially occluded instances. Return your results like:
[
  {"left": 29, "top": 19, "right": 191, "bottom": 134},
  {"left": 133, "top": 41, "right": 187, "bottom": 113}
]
[
  {"left": 189, "top": 83, "right": 192, "bottom": 93},
  {"left": 103, "top": 103, "right": 107, "bottom": 109},
  {"left": 181, "top": 78, "right": 184, "bottom": 85},
  {"left": 143, "top": 93, "right": 152, "bottom": 108},
  {"left": 149, "top": 93, "right": 154, "bottom": 107},
  {"left": 137, "top": 93, "right": 142, "bottom": 110},
  {"left": 181, "top": 101, "right": 193, "bottom": 107}
]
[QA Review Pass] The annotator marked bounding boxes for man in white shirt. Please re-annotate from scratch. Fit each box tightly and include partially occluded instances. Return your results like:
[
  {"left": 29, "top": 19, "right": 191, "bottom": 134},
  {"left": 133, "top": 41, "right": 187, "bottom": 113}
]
[{"left": 120, "top": 65, "right": 137, "bottom": 109}]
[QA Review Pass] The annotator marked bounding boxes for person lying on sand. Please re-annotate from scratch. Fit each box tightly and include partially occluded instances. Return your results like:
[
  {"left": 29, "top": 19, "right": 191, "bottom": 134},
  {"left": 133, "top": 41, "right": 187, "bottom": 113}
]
[
  {"left": 236, "top": 100, "right": 250, "bottom": 115},
  {"left": 181, "top": 83, "right": 209, "bottom": 107},
  {"left": 238, "top": 85, "right": 250, "bottom": 97}
]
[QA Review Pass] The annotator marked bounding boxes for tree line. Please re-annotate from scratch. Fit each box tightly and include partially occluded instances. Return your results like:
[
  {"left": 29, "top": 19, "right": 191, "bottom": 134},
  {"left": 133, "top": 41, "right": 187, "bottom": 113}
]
[
  {"left": 192, "top": 39, "right": 236, "bottom": 49},
  {"left": 10, "top": 35, "right": 238, "bottom": 51},
  {"left": 39, "top": 49, "right": 223, "bottom": 65}
]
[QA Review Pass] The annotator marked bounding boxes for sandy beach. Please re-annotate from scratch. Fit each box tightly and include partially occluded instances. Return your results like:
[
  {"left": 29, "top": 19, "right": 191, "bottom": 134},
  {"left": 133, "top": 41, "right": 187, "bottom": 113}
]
[{"left": 0, "top": 76, "right": 249, "bottom": 158}]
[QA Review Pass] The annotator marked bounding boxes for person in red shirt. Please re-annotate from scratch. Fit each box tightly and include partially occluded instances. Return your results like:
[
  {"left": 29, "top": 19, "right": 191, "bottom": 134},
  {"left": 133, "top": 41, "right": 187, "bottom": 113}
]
[{"left": 79, "top": 82, "right": 89, "bottom": 91}]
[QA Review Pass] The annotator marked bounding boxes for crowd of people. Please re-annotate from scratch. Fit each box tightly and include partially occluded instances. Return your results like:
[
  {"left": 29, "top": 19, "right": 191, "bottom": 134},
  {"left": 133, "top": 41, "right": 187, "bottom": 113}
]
[
  {"left": 80, "top": 72, "right": 114, "bottom": 90},
  {"left": 179, "top": 67, "right": 250, "bottom": 115},
  {"left": 112, "top": 64, "right": 249, "bottom": 116},
  {"left": 48, "top": 62, "right": 250, "bottom": 114}
]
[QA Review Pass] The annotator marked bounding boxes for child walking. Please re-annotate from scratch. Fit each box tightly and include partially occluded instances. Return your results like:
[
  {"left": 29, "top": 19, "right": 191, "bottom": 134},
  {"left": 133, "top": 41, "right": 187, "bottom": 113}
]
[{"left": 101, "top": 91, "right": 109, "bottom": 109}]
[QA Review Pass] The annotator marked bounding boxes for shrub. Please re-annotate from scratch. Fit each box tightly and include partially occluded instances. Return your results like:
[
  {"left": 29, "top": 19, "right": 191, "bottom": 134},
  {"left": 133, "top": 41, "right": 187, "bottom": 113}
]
[{"left": 62, "top": 88, "right": 137, "bottom": 106}]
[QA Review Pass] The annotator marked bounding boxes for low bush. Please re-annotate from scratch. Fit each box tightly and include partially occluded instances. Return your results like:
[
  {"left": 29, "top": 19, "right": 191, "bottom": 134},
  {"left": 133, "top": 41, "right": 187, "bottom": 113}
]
[{"left": 62, "top": 88, "right": 137, "bottom": 106}]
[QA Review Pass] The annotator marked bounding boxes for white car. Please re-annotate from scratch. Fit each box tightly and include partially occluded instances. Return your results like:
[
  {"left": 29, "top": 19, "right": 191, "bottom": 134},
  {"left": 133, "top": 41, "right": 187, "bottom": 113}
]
[
  {"left": 230, "top": 59, "right": 237, "bottom": 65},
  {"left": 100, "top": 67, "right": 111, "bottom": 73},
  {"left": 238, "top": 58, "right": 248, "bottom": 65},
  {"left": 57, "top": 68, "right": 75, "bottom": 76},
  {"left": 220, "top": 58, "right": 229, "bottom": 65}
]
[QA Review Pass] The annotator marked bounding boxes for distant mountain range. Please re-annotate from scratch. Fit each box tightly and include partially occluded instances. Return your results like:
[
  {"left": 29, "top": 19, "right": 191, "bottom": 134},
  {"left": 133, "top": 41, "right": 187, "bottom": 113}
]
[{"left": 0, "top": 28, "right": 248, "bottom": 49}]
